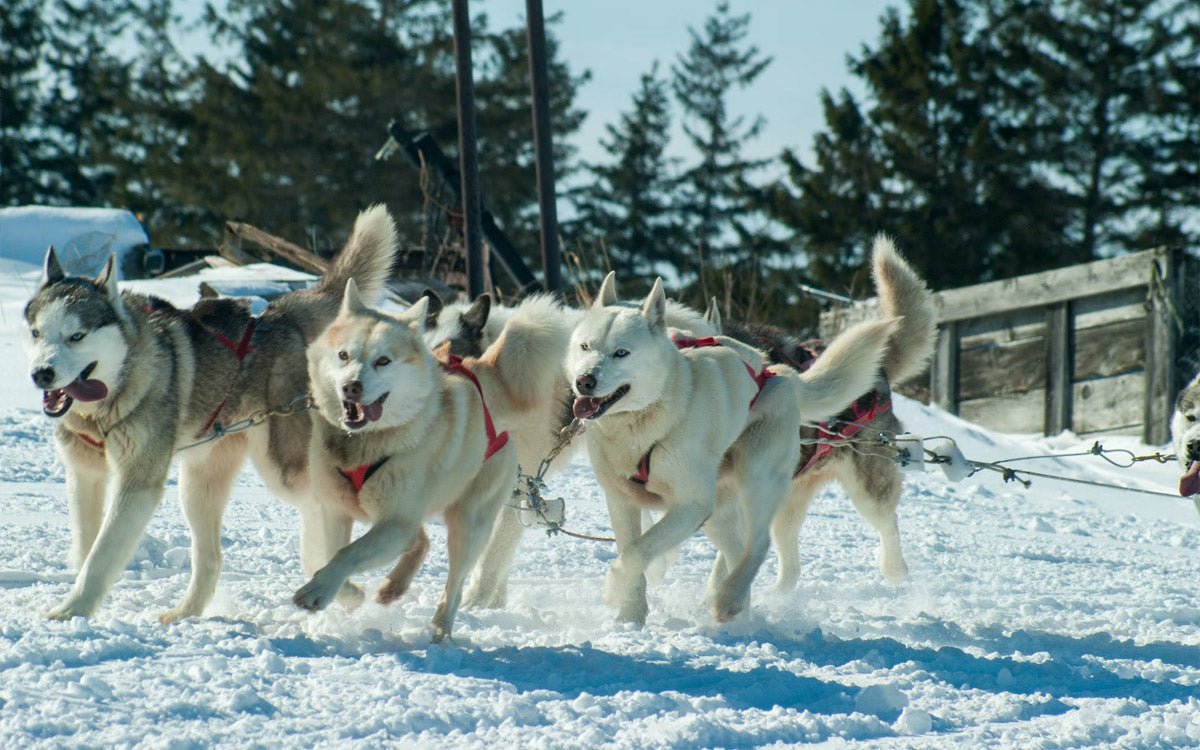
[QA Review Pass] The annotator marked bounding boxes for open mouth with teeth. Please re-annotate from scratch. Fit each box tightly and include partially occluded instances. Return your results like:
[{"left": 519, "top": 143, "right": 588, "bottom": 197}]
[
  {"left": 572, "top": 384, "right": 630, "bottom": 420},
  {"left": 342, "top": 392, "right": 389, "bottom": 430},
  {"left": 42, "top": 362, "right": 108, "bottom": 418}
]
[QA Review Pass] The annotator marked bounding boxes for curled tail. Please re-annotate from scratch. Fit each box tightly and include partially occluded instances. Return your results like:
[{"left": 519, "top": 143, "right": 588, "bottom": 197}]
[
  {"left": 313, "top": 204, "right": 398, "bottom": 303},
  {"left": 872, "top": 235, "right": 935, "bottom": 384},
  {"left": 788, "top": 318, "right": 897, "bottom": 424}
]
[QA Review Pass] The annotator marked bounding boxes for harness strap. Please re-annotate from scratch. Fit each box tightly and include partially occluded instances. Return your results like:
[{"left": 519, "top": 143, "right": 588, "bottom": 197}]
[
  {"left": 75, "top": 432, "right": 104, "bottom": 449},
  {"left": 339, "top": 456, "right": 391, "bottom": 492},
  {"left": 443, "top": 354, "right": 509, "bottom": 460},
  {"left": 200, "top": 320, "right": 259, "bottom": 434},
  {"left": 628, "top": 336, "right": 776, "bottom": 484},
  {"left": 797, "top": 393, "right": 892, "bottom": 475}
]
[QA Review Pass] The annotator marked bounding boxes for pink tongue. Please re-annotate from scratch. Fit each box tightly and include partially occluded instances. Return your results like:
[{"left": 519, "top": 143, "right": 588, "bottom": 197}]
[
  {"left": 573, "top": 397, "right": 602, "bottom": 420},
  {"left": 64, "top": 378, "right": 108, "bottom": 402},
  {"left": 362, "top": 396, "right": 384, "bottom": 423},
  {"left": 1181, "top": 462, "right": 1200, "bottom": 497}
]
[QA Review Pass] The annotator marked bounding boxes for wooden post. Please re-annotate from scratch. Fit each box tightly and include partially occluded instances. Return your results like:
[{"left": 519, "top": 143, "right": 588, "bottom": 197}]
[
  {"left": 932, "top": 322, "right": 960, "bottom": 415},
  {"left": 1044, "top": 302, "right": 1073, "bottom": 435},
  {"left": 525, "top": 0, "right": 562, "bottom": 295},
  {"left": 450, "top": 0, "right": 486, "bottom": 299},
  {"left": 1144, "top": 247, "right": 1178, "bottom": 445}
]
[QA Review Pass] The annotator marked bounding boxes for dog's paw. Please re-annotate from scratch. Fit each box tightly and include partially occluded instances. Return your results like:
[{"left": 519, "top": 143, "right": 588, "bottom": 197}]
[
  {"left": 293, "top": 572, "right": 342, "bottom": 612},
  {"left": 880, "top": 551, "right": 909, "bottom": 585},
  {"left": 711, "top": 589, "right": 749, "bottom": 623},
  {"left": 337, "top": 582, "right": 365, "bottom": 610},
  {"left": 603, "top": 562, "right": 632, "bottom": 608},
  {"left": 46, "top": 595, "right": 94, "bottom": 621},
  {"left": 158, "top": 606, "right": 199, "bottom": 626},
  {"left": 461, "top": 580, "right": 506, "bottom": 610}
]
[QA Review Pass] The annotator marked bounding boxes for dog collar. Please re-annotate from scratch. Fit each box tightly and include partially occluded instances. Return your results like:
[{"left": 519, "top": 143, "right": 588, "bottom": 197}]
[
  {"left": 442, "top": 355, "right": 509, "bottom": 460},
  {"left": 339, "top": 456, "right": 390, "bottom": 492}
]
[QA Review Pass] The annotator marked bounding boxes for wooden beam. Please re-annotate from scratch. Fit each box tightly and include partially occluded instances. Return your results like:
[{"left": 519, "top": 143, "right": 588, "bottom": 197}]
[
  {"left": 1144, "top": 247, "right": 1178, "bottom": 445},
  {"left": 224, "top": 221, "right": 328, "bottom": 274},
  {"left": 1044, "top": 302, "right": 1072, "bottom": 435},
  {"left": 932, "top": 322, "right": 960, "bottom": 415}
]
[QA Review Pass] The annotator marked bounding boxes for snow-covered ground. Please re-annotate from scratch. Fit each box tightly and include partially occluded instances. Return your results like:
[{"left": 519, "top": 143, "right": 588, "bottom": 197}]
[{"left": 0, "top": 261, "right": 1197, "bottom": 748}]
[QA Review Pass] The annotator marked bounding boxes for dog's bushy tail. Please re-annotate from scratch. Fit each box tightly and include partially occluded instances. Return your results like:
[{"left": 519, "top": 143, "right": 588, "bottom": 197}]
[
  {"left": 872, "top": 235, "right": 935, "bottom": 384},
  {"left": 313, "top": 204, "right": 399, "bottom": 303},
  {"left": 481, "top": 293, "right": 573, "bottom": 412},
  {"left": 788, "top": 318, "right": 897, "bottom": 424}
]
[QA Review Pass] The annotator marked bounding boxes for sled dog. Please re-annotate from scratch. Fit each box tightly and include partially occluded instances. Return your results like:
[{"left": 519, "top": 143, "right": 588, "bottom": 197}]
[
  {"left": 22, "top": 206, "right": 398, "bottom": 621},
  {"left": 418, "top": 287, "right": 717, "bottom": 608},
  {"left": 297, "top": 280, "right": 577, "bottom": 640},
  {"left": 1173, "top": 372, "right": 1200, "bottom": 500},
  {"left": 565, "top": 273, "right": 896, "bottom": 624},
  {"left": 719, "top": 236, "right": 935, "bottom": 590}
]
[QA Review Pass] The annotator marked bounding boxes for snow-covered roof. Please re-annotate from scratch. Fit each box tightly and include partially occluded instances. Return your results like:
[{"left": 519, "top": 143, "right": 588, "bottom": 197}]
[{"left": 0, "top": 206, "right": 150, "bottom": 280}]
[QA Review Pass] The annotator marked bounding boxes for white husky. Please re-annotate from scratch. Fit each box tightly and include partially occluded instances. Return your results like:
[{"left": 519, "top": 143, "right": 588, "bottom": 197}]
[
  {"left": 564, "top": 274, "right": 896, "bottom": 624},
  {"left": 297, "top": 281, "right": 574, "bottom": 640}
]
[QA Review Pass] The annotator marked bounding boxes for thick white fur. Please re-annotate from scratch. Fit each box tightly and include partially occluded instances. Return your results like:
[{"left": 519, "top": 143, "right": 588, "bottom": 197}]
[
  {"left": 1172, "top": 372, "right": 1200, "bottom": 498},
  {"left": 566, "top": 273, "right": 894, "bottom": 625}
]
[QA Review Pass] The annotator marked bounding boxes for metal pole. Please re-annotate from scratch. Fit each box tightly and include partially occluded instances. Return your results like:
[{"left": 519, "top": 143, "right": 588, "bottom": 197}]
[
  {"left": 525, "top": 0, "right": 562, "bottom": 294},
  {"left": 451, "top": 0, "right": 485, "bottom": 299}
]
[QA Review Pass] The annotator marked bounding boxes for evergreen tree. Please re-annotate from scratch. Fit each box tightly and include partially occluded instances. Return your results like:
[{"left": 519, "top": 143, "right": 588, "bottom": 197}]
[
  {"left": 574, "top": 63, "right": 682, "bottom": 286},
  {"left": 0, "top": 0, "right": 51, "bottom": 205},
  {"left": 670, "top": 1, "right": 771, "bottom": 281}
]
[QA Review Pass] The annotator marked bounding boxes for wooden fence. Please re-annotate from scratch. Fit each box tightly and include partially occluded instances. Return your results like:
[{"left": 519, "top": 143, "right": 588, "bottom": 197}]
[{"left": 820, "top": 247, "right": 1198, "bottom": 444}]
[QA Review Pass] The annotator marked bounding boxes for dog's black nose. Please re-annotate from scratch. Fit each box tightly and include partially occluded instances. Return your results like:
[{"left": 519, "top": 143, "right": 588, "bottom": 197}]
[
  {"left": 575, "top": 373, "right": 596, "bottom": 395},
  {"left": 32, "top": 367, "right": 55, "bottom": 389},
  {"left": 342, "top": 379, "right": 363, "bottom": 401},
  {"left": 1189, "top": 439, "right": 1200, "bottom": 461}
]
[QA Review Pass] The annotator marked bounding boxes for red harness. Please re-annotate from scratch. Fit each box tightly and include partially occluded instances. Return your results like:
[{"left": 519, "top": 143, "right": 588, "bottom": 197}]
[
  {"left": 797, "top": 391, "right": 891, "bottom": 475},
  {"left": 200, "top": 319, "right": 258, "bottom": 433},
  {"left": 337, "top": 355, "right": 509, "bottom": 494},
  {"left": 75, "top": 431, "right": 105, "bottom": 449},
  {"left": 629, "top": 336, "right": 776, "bottom": 485},
  {"left": 339, "top": 456, "right": 390, "bottom": 492}
]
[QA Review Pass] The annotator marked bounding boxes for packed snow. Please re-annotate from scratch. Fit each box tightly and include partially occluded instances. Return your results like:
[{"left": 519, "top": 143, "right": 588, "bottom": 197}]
[{"left": 0, "top": 257, "right": 1197, "bottom": 748}]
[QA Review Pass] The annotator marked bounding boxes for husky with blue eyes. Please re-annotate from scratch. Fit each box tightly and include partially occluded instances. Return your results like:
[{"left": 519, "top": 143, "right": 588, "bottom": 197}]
[{"left": 21, "top": 206, "right": 399, "bottom": 623}]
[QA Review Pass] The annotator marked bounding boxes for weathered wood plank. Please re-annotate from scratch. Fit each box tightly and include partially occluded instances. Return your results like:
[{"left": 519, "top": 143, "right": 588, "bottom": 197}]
[
  {"left": 1144, "top": 249, "right": 1178, "bottom": 444},
  {"left": 959, "top": 336, "right": 1047, "bottom": 400},
  {"left": 933, "top": 249, "right": 1160, "bottom": 323},
  {"left": 1045, "top": 302, "right": 1072, "bottom": 435},
  {"left": 932, "top": 322, "right": 959, "bottom": 414},
  {"left": 959, "top": 388, "right": 1045, "bottom": 435},
  {"left": 1072, "top": 372, "right": 1145, "bottom": 435},
  {"left": 1073, "top": 318, "right": 1144, "bottom": 380},
  {"left": 958, "top": 307, "right": 1046, "bottom": 350}
]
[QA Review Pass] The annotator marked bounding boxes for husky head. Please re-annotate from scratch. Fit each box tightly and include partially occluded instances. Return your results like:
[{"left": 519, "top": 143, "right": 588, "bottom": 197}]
[
  {"left": 566, "top": 272, "right": 676, "bottom": 421},
  {"left": 1173, "top": 372, "right": 1200, "bottom": 497},
  {"left": 308, "top": 279, "right": 437, "bottom": 432},
  {"left": 22, "top": 248, "right": 129, "bottom": 418},
  {"left": 421, "top": 289, "right": 492, "bottom": 359}
]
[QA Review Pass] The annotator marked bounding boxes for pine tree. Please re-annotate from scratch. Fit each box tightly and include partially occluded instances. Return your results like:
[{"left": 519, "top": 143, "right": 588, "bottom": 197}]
[
  {"left": 0, "top": 0, "right": 51, "bottom": 205},
  {"left": 670, "top": 1, "right": 771, "bottom": 281},
  {"left": 574, "top": 63, "right": 682, "bottom": 286}
]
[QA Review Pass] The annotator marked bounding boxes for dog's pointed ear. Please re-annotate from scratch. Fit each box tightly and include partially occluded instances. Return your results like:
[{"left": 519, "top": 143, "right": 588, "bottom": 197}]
[
  {"left": 461, "top": 293, "right": 491, "bottom": 332},
  {"left": 41, "top": 246, "right": 66, "bottom": 286},
  {"left": 400, "top": 295, "right": 429, "bottom": 333},
  {"left": 593, "top": 271, "right": 618, "bottom": 309},
  {"left": 704, "top": 297, "right": 722, "bottom": 332},
  {"left": 421, "top": 288, "right": 443, "bottom": 328},
  {"left": 341, "top": 278, "right": 368, "bottom": 316},
  {"left": 640, "top": 278, "right": 667, "bottom": 333},
  {"left": 94, "top": 254, "right": 121, "bottom": 303}
]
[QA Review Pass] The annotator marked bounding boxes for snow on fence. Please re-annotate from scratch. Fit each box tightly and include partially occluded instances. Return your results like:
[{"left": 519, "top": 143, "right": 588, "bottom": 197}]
[{"left": 820, "top": 247, "right": 1199, "bottom": 444}]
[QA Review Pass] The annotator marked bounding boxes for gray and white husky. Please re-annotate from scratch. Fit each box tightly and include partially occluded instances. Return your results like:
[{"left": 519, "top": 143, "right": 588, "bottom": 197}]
[
  {"left": 564, "top": 273, "right": 896, "bottom": 625},
  {"left": 1173, "top": 372, "right": 1200, "bottom": 501},
  {"left": 22, "top": 206, "right": 398, "bottom": 622}
]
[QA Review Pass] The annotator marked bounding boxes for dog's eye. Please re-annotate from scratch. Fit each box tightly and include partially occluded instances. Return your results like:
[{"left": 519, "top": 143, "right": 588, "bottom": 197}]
[
  {"left": 613, "top": 348, "right": 629, "bottom": 358},
  {"left": 69, "top": 332, "right": 86, "bottom": 342},
  {"left": 1189, "top": 415, "right": 1197, "bottom": 423},
  {"left": 30, "top": 329, "right": 40, "bottom": 339},
  {"left": 338, "top": 350, "right": 349, "bottom": 362},
  {"left": 579, "top": 342, "right": 590, "bottom": 352},
  {"left": 374, "top": 356, "right": 391, "bottom": 368}
]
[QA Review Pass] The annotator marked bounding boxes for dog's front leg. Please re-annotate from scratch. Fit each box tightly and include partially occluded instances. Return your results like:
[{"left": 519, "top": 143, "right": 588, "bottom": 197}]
[
  {"left": 58, "top": 433, "right": 107, "bottom": 571},
  {"left": 602, "top": 490, "right": 647, "bottom": 623},
  {"left": 48, "top": 463, "right": 170, "bottom": 620},
  {"left": 293, "top": 516, "right": 421, "bottom": 612}
]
